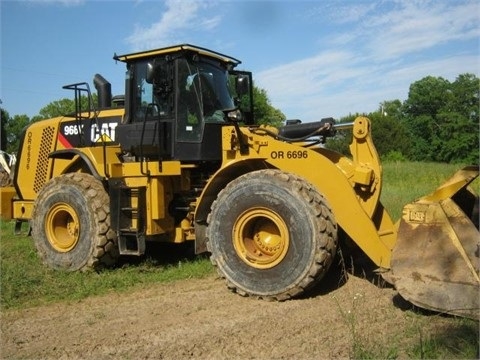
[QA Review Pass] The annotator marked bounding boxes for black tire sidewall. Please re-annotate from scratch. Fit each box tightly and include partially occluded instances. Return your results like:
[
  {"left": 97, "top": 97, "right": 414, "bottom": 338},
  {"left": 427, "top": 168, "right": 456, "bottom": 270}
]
[{"left": 32, "top": 175, "right": 104, "bottom": 271}]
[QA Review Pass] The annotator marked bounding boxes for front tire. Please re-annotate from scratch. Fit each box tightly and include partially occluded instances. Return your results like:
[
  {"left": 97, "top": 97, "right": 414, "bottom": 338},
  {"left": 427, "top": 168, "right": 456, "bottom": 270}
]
[
  {"left": 206, "top": 169, "right": 337, "bottom": 300},
  {"left": 32, "top": 173, "right": 118, "bottom": 271}
]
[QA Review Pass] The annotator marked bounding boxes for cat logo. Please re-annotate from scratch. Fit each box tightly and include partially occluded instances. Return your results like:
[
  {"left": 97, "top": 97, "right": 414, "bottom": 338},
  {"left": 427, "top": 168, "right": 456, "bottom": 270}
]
[{"left": 91, "top": 122, "right": 118, "bottom": 143}]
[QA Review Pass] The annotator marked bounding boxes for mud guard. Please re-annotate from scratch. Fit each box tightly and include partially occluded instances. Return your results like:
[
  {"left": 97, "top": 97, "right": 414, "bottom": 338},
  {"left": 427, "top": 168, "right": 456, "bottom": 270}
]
[{"left": 390, "top": 165, "right": 479, "bottom": 319}]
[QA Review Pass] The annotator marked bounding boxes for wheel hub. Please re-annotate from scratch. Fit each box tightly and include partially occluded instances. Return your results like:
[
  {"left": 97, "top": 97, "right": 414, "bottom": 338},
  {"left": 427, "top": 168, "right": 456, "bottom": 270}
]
[
  {"left": 233, "top": 208, "right": 289, "bottom": 269},
  {"left": 45, "top": 203, "right": 80, "bottom": 252}
]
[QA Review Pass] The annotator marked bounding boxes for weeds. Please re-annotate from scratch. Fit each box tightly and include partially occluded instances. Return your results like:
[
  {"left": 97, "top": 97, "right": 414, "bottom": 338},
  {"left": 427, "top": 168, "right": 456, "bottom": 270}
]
[
  {"left": 333, "top": 272, "right": 478, "bottom": 359},
  {"left": 333, "top": 233, "right": 479, "bottom": 360},
  {"left": 407, "top": 317, "right": 480, "bottom": 359},
  {"left": 333, "top": 249, "right": 399, "bottom": 359}
]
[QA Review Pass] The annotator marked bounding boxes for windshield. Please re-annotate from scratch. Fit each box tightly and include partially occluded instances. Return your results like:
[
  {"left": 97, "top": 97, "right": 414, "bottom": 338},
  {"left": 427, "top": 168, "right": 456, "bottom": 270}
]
[{"left": 178, "top": 58, "right": 235, "bottom": 123}]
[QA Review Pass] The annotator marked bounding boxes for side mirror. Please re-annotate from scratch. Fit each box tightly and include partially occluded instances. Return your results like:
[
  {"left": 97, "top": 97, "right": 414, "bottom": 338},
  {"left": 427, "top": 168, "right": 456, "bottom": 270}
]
[
  {"left": 235, "top": 75, "right": 249, "bottom": 96},
  {"left": 146, "top": 62, "right": 155, "bottom": 84}
]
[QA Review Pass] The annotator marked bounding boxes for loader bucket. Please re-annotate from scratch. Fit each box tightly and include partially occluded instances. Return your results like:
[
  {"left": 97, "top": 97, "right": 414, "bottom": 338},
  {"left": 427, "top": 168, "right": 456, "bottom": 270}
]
[{"left": 390, "top": 165, "right": 479, "bottom": 319}]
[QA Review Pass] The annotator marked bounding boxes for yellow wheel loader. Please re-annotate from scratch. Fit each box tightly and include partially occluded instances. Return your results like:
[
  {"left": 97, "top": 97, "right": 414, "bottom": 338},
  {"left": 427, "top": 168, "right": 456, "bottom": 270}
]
[{"left": 1, "top": 44, "right": 478, "bottom": 319}]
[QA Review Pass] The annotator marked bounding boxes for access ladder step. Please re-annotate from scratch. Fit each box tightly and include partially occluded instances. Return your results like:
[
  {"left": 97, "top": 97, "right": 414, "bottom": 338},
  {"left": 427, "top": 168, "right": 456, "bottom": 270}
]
[
  {"left": 109, "top": 181, "right": 147, "bottom": 256},
  {"left": 118, "top": 230, "right": 146, "bottom": 256}
]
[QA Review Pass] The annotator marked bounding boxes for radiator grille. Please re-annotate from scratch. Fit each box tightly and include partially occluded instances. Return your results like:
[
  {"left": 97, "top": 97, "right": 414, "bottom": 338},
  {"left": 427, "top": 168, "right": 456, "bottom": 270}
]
[{"left": 33, "top": 126, "right": 55, "bottom": 193}]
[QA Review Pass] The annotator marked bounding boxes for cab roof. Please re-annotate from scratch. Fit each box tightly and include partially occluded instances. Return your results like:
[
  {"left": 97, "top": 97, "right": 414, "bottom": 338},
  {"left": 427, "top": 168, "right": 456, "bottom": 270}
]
[{"left": 113, "top": 44, "right": 241, "bottom": 66}]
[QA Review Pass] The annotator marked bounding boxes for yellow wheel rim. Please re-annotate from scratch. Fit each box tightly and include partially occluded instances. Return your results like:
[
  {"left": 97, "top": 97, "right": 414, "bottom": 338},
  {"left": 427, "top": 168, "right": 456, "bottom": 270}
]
[
  {"left": 45, "top": 202, "right": 80, "bottom": 252},
  {"left": 233, "top": 208, "right": 289, "bottom": 269}
]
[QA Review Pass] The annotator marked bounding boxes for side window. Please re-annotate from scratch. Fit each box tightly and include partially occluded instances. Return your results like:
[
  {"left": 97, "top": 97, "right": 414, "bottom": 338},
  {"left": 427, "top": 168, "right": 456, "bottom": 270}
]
[
  {"left": 132, "top": 62, "right": 155, "bottom": 122},
  {"left": 140, "top": 79, "right": 153, "bottom": 111},
  {"left": 176, "top": 59, "right": 203, "bottom": 142}
]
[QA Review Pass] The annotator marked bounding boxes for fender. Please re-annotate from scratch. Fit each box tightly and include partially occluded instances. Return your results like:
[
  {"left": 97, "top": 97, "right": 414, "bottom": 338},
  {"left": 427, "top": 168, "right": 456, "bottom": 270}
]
[{"left": 49, "top": 149, "right": 102, "bottom": 180}]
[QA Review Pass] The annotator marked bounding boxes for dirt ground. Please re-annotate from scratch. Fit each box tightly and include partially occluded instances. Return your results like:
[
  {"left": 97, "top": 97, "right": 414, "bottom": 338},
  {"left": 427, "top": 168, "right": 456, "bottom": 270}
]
[{"left": 1, "top": 263, "right": 470, "bottom": 360}]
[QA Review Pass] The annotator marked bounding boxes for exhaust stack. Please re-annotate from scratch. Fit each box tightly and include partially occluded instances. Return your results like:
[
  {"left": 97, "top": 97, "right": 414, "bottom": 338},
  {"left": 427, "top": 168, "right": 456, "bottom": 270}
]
[{"left": 93, "top": 74, "right": 112, "bottom": 109}]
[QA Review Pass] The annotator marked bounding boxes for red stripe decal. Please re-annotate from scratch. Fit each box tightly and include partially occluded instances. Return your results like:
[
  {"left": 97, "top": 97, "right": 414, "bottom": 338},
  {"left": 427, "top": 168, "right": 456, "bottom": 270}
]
[{"left": 58, "top": 132, "right": 72, "bottom": 149}]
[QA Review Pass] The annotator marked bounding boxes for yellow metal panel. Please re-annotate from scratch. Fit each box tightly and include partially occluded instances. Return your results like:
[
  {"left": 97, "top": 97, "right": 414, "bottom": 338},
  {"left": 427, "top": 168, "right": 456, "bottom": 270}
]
[
  {"left": 160, "top": 161, "right": 182, "bottom": 175},
  {"left": 16, "top": 118, "right": 60, "bottom": 200},
  {"left": 114, "top": 44, "right": 241, "bottom": 66},
  {"left": 79, "top": 147, "right": 122, "bottom": 178},
  {"left": 150, "top": 218, "right": 175, "bottom": 237},
  {"left": 352, "top": 166, "right": 373, "bottom": 186},
  {"left": 50, "top": 156, "right": 81, "bottom": 178},
  {"left": 149, "top": 178, "right": 165, "bottom": 220},
  {"left": 0, "top": 187, "right": 16, "bottom": 219},
  {"left": 112, "top": 160, "right": 182, "bottom": 177},
  {"left": 347, "top": 117, "right": 383, "bottom": 215},
  {"left": 12, "top": 200, "right": 33, "bottom": 220},
  {"left": 121, "top": 176, "right": 174, "bottom": 236}
]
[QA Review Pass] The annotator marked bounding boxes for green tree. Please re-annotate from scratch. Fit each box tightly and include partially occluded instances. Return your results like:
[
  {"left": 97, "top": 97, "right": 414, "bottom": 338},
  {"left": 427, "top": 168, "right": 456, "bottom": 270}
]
[
  {"left": 434, "top": 112, "right": 478, "bottom": 163},
  {"left": 369, "top": 110, "right": 412, "bottom": 160},
  {"left": 449, "top": 73, "right": 479, "bottom": 122},
  {"left": 37, "top": 98, "right": 76, "bottom": 119},
  {"left": 406, "top": 114, "right": 435, "bottom": 161},
  {"left": 380, "top": 100, "right": 403, "bottom": 120},
  {"left": 403, "top": 76, "right": 451, "bottom": 119},
  {"left": 403, "top": 74, "right": 479, "bottom": 162},
  {"left": 4, "top": 113, "right": 31, "bottom": 153},
  {"left": 252, "top": 85, "right": 285, "bottom": 126},
  {"left": 37, "top": 95, "right": 97, "bottom": 120}
]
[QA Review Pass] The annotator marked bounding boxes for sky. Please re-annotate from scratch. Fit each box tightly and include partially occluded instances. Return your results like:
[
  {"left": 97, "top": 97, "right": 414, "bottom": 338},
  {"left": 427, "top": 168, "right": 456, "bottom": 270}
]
[{"left": 1, "top": 0, "right": 479, "bottom": 122}]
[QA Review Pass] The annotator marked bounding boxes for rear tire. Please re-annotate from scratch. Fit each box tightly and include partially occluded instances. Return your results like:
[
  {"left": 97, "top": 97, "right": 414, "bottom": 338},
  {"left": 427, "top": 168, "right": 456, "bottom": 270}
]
[
  {"left": 32, "top": 173, "right": 119, "bottom": 271},
  {"left": 206, "top": 169, "right": 337, "bottom": 300}
]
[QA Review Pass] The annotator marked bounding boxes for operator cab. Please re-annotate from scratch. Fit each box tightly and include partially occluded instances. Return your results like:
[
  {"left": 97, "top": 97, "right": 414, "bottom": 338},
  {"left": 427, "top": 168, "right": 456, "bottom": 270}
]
[{"left": 114, "top": 44, "right": 253, "bottom": 162}]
